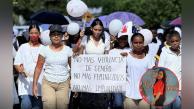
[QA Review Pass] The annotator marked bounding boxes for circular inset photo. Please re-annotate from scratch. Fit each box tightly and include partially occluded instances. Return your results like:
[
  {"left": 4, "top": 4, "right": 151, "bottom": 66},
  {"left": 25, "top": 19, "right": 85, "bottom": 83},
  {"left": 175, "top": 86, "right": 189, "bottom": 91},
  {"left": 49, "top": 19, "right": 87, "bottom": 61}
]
[{"left": 139, "top": 67, "right": 179, "bottom": 108}]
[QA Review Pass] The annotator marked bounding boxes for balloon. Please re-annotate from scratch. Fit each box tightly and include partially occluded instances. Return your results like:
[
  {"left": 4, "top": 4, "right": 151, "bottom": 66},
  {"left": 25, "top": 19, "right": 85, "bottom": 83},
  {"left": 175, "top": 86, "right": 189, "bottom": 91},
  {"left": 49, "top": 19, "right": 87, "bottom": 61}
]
[
  {"left": 67, "top": 22, "right": 80, "bottom": 35},
  {"left": 13, "top": 46, "right": 16, "bottom": 58},
  {"left": 39, "top": 26, "right": 43, "bottom": 33},
  {"left": 108, "top": 19, "right": 123, "bottom": 36},
  {"left": 66, "top": 0, "right": 88, "bottom": 17},
  {"left": 13, "top": 27, "right": 18, "bottom": 36},
  {"left": 40, "top": 30, "right": 51, "bottom": 45},
  {"left": 139, "top": 29, "right": 153, "bottom": 46},
  {"left": 174, "top": 27, "right": 182, "bottom": 37}
]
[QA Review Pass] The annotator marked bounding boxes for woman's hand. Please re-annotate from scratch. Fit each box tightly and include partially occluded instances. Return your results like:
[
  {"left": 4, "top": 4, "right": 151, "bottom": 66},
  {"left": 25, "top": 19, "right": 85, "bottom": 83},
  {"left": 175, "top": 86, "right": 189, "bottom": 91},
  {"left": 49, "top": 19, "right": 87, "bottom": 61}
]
[
  {"left": 73, "top": 48, "right": 80, "bottom": 57},
  {"left": 151, "top": 101, "right": 155, "bottom": 106},
  {"left": 32, "top": 84, "right": 38, "bottom": 99},
  {"left": 63, "top": 32, "right": 69, "bottom": 41},
  {"left": 110, "top": 35, "right": 117, "bottom": 42},
  {"left": 120, "top": 52, "right": 128, "bottom": 57},
  {"left": 73, "top": 92, "right": 79, "bottom": 98}
]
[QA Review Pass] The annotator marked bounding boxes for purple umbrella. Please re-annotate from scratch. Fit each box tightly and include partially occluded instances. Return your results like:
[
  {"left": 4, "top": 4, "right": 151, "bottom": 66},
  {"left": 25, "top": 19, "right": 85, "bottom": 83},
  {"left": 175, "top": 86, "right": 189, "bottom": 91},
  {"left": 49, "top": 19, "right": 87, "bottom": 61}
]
[
  {"left": 106, "top": 11, "right": 145, "bottom": 26},
  {"left": 170, "top": 17, "right": 182, "bottom": 25},
  {"left": 86, "top": 15, "right": 108, "bottom": 28},
  {"left": 39, "top": 24, "right": 50, "bottom": 31}
]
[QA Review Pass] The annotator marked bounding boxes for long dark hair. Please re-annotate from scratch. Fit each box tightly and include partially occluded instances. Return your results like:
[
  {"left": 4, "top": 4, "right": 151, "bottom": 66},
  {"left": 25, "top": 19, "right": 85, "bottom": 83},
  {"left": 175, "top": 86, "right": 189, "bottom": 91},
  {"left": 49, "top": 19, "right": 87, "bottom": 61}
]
[
  {"left": 87, "top": 18, "right": 105, "bottom": 43},
  {"left": 155, "top": 69, "right": 166, "bottom": 87},
  {"left": 28, "top": 23, "right": 42, "bottom": 43}
]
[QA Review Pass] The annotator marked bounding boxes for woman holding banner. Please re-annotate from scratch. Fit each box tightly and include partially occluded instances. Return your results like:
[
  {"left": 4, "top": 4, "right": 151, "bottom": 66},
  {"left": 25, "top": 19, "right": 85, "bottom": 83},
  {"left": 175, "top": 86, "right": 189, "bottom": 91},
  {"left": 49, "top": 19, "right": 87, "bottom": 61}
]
[
  {"left": 74, "top": 18, "right": 111, "bottom": 109},
  {"left": 108, "top": 34, "right": 130, "bottom": 109}
]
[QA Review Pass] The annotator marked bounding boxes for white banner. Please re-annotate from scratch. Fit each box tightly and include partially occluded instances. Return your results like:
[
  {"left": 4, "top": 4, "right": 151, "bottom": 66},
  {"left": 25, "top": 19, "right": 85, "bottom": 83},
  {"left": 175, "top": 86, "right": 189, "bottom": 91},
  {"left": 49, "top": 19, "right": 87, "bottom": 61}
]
[{"left": 71, "top": 54, "right": 126, "bottom": 93}]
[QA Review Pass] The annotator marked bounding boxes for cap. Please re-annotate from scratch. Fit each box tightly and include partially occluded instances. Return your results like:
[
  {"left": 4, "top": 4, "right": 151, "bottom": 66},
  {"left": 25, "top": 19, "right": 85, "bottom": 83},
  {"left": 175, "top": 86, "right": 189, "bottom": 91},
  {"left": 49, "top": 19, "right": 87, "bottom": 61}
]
[
  {"left": 49, "top": 24, "right": 63, "bottom": 33},
  {"left": 117, "top": 21, "right": 133, "bottom": 38}
]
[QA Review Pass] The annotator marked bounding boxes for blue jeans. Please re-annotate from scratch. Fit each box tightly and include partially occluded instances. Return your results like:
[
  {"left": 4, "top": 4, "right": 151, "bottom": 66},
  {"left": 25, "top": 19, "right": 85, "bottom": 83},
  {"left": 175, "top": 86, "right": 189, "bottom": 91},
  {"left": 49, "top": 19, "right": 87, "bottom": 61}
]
[
  {"left": 163, "top": 96, "right": 181, "bottom": 109},
  {"left": 20, "top": 95, "right": 42, "bottom": 109},
  {"left": 112, "top": 93, "right": 124, "bottom": 109}
]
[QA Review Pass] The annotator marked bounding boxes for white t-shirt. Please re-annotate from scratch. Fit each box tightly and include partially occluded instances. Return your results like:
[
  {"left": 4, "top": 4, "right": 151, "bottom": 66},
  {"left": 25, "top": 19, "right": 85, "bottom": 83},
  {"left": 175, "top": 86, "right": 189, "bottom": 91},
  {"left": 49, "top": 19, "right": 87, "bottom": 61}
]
[
  {"left": 81, "top": 32, "right": 110, "bottom": 54},
  {"left": 158, "top": 47, "right": 181, "bottom": 90},
  {"left": 14, "top": 43, "right": 44, "bottom": 96},
  {"left": 109, "top": 48, "right": 131, "bottom": 56},
  {"left": 148, "top": 43, "right": 160, "bottom": 58},
  {"left": 40, "top": 45, "right": 73, "bottom": 83},
  {"left": 125, "top": 53, "right": 154, "bottom": 99}
]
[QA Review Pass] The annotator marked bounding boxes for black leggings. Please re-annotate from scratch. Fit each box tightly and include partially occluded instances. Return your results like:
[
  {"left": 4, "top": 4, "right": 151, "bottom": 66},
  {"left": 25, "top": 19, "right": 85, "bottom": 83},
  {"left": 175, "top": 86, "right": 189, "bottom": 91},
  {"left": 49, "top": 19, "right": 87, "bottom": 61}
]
[
  {"left": 155, "top": 95, "right": 165, "bottom": 106},
  {"left": 79, "top": 92, "right": 110, "bottom": 109}
]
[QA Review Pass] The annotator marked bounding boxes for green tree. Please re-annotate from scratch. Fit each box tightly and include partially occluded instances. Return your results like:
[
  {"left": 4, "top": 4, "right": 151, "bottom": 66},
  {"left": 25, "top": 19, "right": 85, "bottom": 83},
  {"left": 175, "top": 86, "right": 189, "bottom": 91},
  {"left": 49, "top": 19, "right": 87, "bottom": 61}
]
[
  {"left": 13, "top": 0, "right": 181, "bottom": 27},
  {"left": 13, "top": 0, "right": 68, "bottom": 25},
  {"left": 83, "top": 0, "right": 181, "bottom": 27}
]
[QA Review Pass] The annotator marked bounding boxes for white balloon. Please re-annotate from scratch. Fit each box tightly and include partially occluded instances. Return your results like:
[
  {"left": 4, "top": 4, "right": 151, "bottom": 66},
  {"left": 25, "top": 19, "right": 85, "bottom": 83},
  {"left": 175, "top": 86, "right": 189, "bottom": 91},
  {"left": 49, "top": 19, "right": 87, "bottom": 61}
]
[
  {"left": 139, "top": 29, "right": 153, "bottom": 46},
  {"left": 40, "top": 30, "right": 51, "bottom": 46},
  {"left": 13, "top": 27, "right": 19, "bottom": 36},
  {"left": 67, "top": 22, "right": 80, "bottom": 35},
  {"left": 174, "top": 27, "right": 182, "bottom": 37},
  {"left": 66, "top": 0, "right": 88, "bottom": 17},
  {"left": 39, "top": 26, "right": 43, "bottom": 33},
  {"left": 108, "top": 19, "right": 123, "bottom": 36},
  {"left": 12, "top": 46, "right": 16, "bottom": 59}
]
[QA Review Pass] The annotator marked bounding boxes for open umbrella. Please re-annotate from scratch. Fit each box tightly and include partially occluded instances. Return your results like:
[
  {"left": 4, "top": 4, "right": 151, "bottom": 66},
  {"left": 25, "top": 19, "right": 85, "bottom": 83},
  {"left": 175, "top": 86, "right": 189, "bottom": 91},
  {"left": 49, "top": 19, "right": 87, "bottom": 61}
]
[
  {"left": 170, "top": 17, "right": 182, "bottom": 26},
  {"left": 86, "top": 15, "right": 108, "bottom": 28},
  {"left": 106, "top": 11, "right": 145, "bottom": 26},
  {"left": 30, "top": 11, "right": 69, "bottom": 25}
]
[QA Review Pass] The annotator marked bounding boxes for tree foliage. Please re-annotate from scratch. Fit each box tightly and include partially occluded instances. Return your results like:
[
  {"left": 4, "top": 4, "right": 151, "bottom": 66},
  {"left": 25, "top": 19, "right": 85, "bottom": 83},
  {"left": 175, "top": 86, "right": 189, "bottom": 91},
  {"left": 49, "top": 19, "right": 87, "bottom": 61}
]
[{"left": 13, "top": 0, "right": 181, "bottom": 27}]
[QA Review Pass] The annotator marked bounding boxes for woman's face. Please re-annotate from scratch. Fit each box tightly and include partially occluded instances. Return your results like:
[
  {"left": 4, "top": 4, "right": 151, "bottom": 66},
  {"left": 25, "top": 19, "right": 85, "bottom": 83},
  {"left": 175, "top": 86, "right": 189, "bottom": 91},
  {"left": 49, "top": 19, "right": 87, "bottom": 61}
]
[
  {"left": 157, "top": 71, "right": 164, "bottom": 80},
  {"left": 29, "top": 28, "right": 40, "bottom": 42},
  {"left": 118, "top": 36, "right": 128, "bottom": 48},
  {"left": 132, "top": 36, "right": 144, "bottom": 51},
  {"left": 50, "top": 32, "right": 63, "bottom": 45},
  {"left": 91, "top": 25, "right": 103, "bottom": 39},
  {"left": 170, "top": 36, "right": 181, "bottom": 50}
]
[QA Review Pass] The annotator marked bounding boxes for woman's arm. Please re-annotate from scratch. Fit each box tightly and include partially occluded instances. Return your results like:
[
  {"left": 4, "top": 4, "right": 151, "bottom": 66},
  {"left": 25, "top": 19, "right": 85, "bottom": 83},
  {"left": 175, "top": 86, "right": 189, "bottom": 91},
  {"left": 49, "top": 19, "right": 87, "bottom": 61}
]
[
  {"left": 14, "top": 64, "right": 27, "bottom": 77},
  {"left": 73, "top": 45, "right": 85, "bottom": 57},
  {"left": 32, "top": 54, "right": 45, "bottom": 98},
  {"left": 68, "top": 57, "right": 71, "bottom": 68},
  {"left": 14, "top": 64, "right": 24, "bottom": 74}
]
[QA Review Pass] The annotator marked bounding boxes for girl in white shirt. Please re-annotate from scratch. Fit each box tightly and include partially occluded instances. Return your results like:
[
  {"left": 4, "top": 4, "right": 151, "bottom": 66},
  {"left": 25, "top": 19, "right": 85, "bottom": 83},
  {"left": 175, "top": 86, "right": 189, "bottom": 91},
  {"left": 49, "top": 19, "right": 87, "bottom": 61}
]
[
  {"left": 124, "top": 33, "right": 154, "bottom": 109},
  {"left": 14, "top": 24, "right": 43, "bottom": 109},
  {"left": 158, "top": 31, "right": 181, "bottom": 109},
  {"left": 109, "top": 35, "right": 130, "bottom": 109}
]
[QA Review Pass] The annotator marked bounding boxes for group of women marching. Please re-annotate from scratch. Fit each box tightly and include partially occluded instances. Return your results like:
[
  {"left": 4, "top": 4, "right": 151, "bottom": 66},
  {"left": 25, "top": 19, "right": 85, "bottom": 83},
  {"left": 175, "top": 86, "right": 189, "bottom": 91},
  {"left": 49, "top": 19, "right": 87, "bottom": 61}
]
[{"left": 13, "top": 17, "right": 181, "bottom": 109}]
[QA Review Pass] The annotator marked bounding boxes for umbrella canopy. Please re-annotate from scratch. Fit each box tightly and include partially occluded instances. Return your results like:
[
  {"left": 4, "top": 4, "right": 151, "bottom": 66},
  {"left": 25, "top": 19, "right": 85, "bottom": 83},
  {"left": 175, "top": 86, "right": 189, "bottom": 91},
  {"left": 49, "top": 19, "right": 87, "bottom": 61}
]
[
  {"left": 106, "top": 11, "right": 145, "bottom": 26},
  {"left": 86, "top": 15, "right": 108, "bottom": 28},
  {"left": 39, "top": 24, "right": 51, "bottom": 31},
  {"left": 30, "top": 11, "right": 69, "bottom": 25},
  {"left": 170, "top": 17, "right": 182, "bottom": 26}
]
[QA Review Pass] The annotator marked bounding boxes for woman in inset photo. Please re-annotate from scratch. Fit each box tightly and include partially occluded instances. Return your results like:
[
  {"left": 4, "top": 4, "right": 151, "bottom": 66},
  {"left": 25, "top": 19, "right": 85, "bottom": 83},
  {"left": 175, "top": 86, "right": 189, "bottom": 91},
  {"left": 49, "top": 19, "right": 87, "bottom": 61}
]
[{"left": 152, "top": 69, "right": 166, "bottom": 108}]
